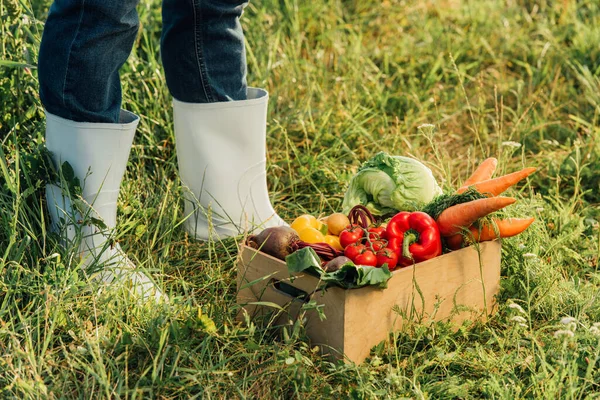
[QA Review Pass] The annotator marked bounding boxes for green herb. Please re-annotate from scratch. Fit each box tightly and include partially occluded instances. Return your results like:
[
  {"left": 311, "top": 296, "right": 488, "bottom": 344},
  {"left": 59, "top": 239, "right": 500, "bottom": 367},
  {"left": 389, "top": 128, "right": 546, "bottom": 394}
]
[{"left": 421, "top": 188, "right": 487, "bottom": 220}]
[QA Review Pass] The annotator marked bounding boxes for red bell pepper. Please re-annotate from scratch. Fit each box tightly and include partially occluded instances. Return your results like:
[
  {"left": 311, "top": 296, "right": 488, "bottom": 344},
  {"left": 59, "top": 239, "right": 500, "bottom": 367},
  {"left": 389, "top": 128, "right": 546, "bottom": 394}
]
[{"left": 385, "top": 211, "right": 442, "bottom": 267}]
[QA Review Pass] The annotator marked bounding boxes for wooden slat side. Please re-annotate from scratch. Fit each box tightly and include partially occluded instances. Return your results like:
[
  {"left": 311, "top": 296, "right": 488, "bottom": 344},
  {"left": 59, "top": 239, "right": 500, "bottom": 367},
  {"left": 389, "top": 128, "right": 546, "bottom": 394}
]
[
  {"left": 237, "top": 246, "right": 319, "bottom": 320},
  {"left": 301, "top": 286, "right": 347, "bottom": 360},
  {"left": 342, "top": 241, "right": 501, "bottom": 364},
  {"left": 236, "top": 246, "right": 348, "bottom": 358}
]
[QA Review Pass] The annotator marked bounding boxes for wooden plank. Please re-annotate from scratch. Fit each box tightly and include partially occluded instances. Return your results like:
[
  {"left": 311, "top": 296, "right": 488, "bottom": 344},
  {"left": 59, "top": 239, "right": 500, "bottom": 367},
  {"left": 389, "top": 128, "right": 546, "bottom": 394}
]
[
  {"left": 341, "top": 241, "right": 501, "bottom": 363},
  {"left": 237, "top": 246, "right": 348, "bottom": 357}
]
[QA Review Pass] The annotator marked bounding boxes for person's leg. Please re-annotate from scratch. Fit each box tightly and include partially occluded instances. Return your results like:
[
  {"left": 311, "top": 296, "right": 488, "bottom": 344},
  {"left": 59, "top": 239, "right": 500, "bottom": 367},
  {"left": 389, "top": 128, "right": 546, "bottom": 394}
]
[
  {"left": 161, "top": 0, "right": 285, "bottom": 240},
  {"left": 39, "top": 0, "right": 165, "bottom": 301},
  {"left": 39, "top": 0, "right": 140, "bottom": 123},
  {"left": 161, "top": 0, "right": 247, "bottom": 103}
]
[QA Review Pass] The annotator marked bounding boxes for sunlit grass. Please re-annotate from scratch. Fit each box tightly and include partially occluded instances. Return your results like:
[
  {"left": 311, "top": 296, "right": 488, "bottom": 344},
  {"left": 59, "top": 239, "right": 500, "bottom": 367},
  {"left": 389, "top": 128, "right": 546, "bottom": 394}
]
[{"left": 1, "top": 0, "right": 599, "bottom": 397}]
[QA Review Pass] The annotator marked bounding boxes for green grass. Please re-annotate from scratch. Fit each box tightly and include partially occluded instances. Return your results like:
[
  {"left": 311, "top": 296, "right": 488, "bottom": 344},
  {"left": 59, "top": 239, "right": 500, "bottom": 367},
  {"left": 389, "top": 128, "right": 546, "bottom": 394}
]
[{"left": 2, "top": 0, "right": 600, "bottom": 397}]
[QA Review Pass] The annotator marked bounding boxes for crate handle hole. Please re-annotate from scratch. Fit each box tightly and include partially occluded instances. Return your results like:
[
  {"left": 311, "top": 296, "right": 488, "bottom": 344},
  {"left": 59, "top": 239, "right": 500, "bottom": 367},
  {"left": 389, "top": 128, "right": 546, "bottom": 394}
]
[{"left": 271, "top": 279, "right": 310, "bottom": 303}]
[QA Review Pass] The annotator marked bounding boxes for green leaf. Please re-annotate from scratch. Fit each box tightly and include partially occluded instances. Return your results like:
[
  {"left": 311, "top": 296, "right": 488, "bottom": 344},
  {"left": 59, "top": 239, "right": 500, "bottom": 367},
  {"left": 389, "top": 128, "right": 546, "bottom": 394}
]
[
  {"left": 90, "top": 217, "right": 108, "bottom": 231},
  {"left": 356, "top": 265, "right": 391, "bottom": 288},
  {"left": 61, "top": 161, "right": 81, "bottom": 196},
  {"left": 285, "top": 247, "right": 322, "bottom": 274},
  {"left": 0, "top": 60, "right": 37, "bottom": 69},
  {"left": 135, "top": 224, "right": 147, "bottom": 239},
  {"left": 0, "top": 143, "right": 16, "bottom": 193},
  {"left": 285, "top": 247, "right": 392, "bottom": 289},
  {"left": 319, "top": 223, "right": 329, "bottom": 235},
  {"left": 246, "top": 301, "right": 286, "bottom": 311}
]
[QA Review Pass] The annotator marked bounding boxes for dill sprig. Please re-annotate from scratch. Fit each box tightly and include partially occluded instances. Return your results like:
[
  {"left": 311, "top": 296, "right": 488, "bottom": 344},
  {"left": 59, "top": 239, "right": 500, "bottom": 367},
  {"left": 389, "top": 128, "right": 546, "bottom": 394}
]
[{"left": 421, "top": 188, "right": 487, "bottom": 220}]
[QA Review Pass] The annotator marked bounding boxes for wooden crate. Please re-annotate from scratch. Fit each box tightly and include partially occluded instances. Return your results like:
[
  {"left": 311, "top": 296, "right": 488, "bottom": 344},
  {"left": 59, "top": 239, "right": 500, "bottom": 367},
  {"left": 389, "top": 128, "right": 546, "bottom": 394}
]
[{"left": 237, "top": 241, "right": 501, "bottom": 364}]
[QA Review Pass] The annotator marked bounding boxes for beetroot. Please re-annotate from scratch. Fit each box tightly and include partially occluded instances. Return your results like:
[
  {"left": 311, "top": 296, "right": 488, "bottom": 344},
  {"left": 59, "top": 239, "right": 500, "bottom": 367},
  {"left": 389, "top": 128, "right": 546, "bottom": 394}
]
[{"left": 248, "top": 226, "right": 299, "bottom": 260}]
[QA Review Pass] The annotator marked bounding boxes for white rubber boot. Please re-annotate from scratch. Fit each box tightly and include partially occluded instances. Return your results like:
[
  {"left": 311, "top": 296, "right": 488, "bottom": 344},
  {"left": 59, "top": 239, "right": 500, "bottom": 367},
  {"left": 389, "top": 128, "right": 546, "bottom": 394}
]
[
  {"left": 173, "top": 87, "right": 286, "bottom": 240},
  {"left": 45, "top": 110, "right": 165, "bottom": 302}
]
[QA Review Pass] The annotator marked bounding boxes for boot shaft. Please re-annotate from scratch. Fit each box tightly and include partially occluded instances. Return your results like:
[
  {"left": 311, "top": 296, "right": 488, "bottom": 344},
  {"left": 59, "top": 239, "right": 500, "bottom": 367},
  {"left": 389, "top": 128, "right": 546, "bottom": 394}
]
[
  {"left": 173, "top": 88, "right": 285, "bottom": 239},
  {"left": 45, "top": 110, "right": 139, "bottom": 228}
]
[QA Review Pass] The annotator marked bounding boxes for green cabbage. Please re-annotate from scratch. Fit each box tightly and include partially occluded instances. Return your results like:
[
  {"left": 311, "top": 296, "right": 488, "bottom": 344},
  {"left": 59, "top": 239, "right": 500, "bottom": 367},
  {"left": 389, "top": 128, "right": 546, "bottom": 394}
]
[{"left": 342, "top": 152, "right": 442, "bottom": 215}]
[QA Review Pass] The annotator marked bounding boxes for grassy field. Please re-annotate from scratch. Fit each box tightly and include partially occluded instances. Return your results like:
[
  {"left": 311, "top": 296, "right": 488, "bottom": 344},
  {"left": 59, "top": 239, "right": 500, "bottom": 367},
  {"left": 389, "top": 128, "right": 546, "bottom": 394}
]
[{"left": 2, "top": 0, "right": 600, "bottom": 398}]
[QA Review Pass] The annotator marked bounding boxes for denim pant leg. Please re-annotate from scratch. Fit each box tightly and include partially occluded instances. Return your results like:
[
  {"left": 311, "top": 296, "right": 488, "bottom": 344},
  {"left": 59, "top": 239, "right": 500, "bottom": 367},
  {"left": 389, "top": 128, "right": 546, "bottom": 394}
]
[
  {"left": 38, "top": 0, "right": 140, "bottom": 123},
  {"left": 161, "top": 0, "right": 249, "bottom": 103}
]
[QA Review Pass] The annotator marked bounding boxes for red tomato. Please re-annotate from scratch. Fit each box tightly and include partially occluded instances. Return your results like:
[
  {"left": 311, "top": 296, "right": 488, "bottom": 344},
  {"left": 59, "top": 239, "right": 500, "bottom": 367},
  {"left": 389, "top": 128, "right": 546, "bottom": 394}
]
[
  {"left": 354, "top": 250, "right": 377, "bottom": 267},
  {"left": 339, "top": 225, "right": 364, "bottom": 248},
  {"left": 376, "top": 248, "right": 399, "bottom": 270},
  {"left": 368, "top": 226, "right": 387, "bottom": 240},
  {"left": 370, "top": 239, "right": 387, "bottom": 252},
  {"left": 344, "top": 243, "right": 365, "bottom": 261}
]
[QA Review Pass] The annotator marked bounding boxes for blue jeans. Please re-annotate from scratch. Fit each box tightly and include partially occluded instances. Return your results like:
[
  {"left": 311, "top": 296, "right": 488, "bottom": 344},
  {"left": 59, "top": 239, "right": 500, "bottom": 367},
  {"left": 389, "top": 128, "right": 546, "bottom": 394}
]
[{"left": 38, "top": 0, "right": 249, "bottom": 123}]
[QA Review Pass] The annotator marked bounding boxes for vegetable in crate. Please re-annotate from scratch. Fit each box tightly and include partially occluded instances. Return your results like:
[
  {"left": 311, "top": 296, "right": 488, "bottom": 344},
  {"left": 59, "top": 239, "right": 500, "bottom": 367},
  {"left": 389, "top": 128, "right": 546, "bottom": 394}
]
[
  {"left": 337, "top": 205, "right": 376, "bottom": 248},
  {"left": 291, "top": 214, "right": 329, "bottom": 243},
  {"left": 324, "top": 256, "right": 353, "bottom": 272},
  {"left": 376, "top": 248, "right": 398, "bottom": 270},
  {"left": 461, "top": 157, "right": 498, "bottom": 187},
  {"left": 446, "top": 217, "right": 535, "bottom": 250},
  {"left": 423, "top": 157, "right": 537, "bottom": 249},
  {"left": 248, "top": 226, "right": 300, "bottom": 260},
  {"left": 286, "top": 247, "right": 392, "bottom": 289},
  {"left": 325, "top": 213, "right": 351, "bottom": 235},
  {"left": 436, "top": 196, "right": 516, "bottom": 236},
  {"left": 457, "top": 167, "right": 537, "bottom": 196},
  {"left": 385, "top": 211, "right": 442, "bottom": 267},
  {"left": 339, "top": 225, "right": 364, "bottom": 248},
  {"left": 342, "top": 152, "right": 442, "bottom": 215}
]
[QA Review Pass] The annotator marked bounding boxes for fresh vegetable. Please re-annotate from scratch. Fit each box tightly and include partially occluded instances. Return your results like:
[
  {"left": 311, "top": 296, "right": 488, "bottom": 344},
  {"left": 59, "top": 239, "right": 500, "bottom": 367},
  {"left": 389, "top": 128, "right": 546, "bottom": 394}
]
[
  {"left": 462, "top": 157, "right": 498, "bottom": 187},
  {"left": 339, "top": 225, "right": 364, "bottom": 248},
  {"left": 376, "top": 248, "right": 398, "bottom": 270},
  {"left": 291, "top": 214, "right": 319, "bottom": 232},
  {"left": 470, "top": 217, "right": 535, "bottom": 242},
  {"left": 436, "top": 196, "right": 516, "bottom": 236},
  {"left": 457, "top": 167, "right": 537, "bottom": 196},
  {"left": 286, "top": 247, "right": 392, "bottom": 289},
  {"left": 354, "top": 250, "right": 378, "bottom": 267},
  {"left": 324, "top": 256, "right": 353, "bottom": 272},
  {"left": 342, "top": 152, "right": 442, "bottom": 215},
  {"left": 446, "top": 217, "right": 535, "bottom": 249},
  {"left": 344, "top": 242, "right": 383, "bottom": 267},
  {"left": 324, "top": 234, "right": 343, "bottom": 251},
  {"left": 386, "top": 236, "right": 403, "bottom": 257},
  {"left": 298, "top": 227, "right": 326, "bottom": 244},
  {"left": 444, "top": 233, "right": 464, "bottom": 250},
  {"left": 326, "top": 213, "right": 351, "bottom": 235},
  {"left": 291, "top": 214, "right": 327, "bottom": 235},
  {"left": 348, "top": 204, "right": 376, "bottom": 229},
  {"left": 370, "top": 239, "right": 387, "bottom": 252},
  {"left": 386, "top": 211, "right": 442, "bottom": 267},
  {"left": 368, "top": 226, "right": 387, "bottom": 240},
  {"left": 291, "top": 241, "right": 343, "bottom": 261},
  {"left": 421, "top": 188, "right": 487, "bottom": 220},
  {"left": 248, "top": 226, "right": 300, "bottom": 260},
  {"left": 344, "top": 242, "right": 366, "bottom": 261}
]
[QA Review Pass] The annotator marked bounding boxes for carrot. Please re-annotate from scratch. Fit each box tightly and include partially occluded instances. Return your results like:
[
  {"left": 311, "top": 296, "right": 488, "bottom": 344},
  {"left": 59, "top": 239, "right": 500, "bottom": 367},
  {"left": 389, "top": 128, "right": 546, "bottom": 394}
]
[
  {"left": 462, "top": 157, "right": 498, "bottom": 187},
  {"left": 436, "top": 196, "right": 516, "bottom": 236},
  {"left": 470, "top": 217, "right": 535, "bottom": 241},
  {"left": 446, "top": 217, "right": 535, "bottom": 248},
  {"left": 445, "top": 234, "right": 464, "bottom": 250},
  {"left": 457, "top": 167, "right": 537, "bottom": 195}
]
